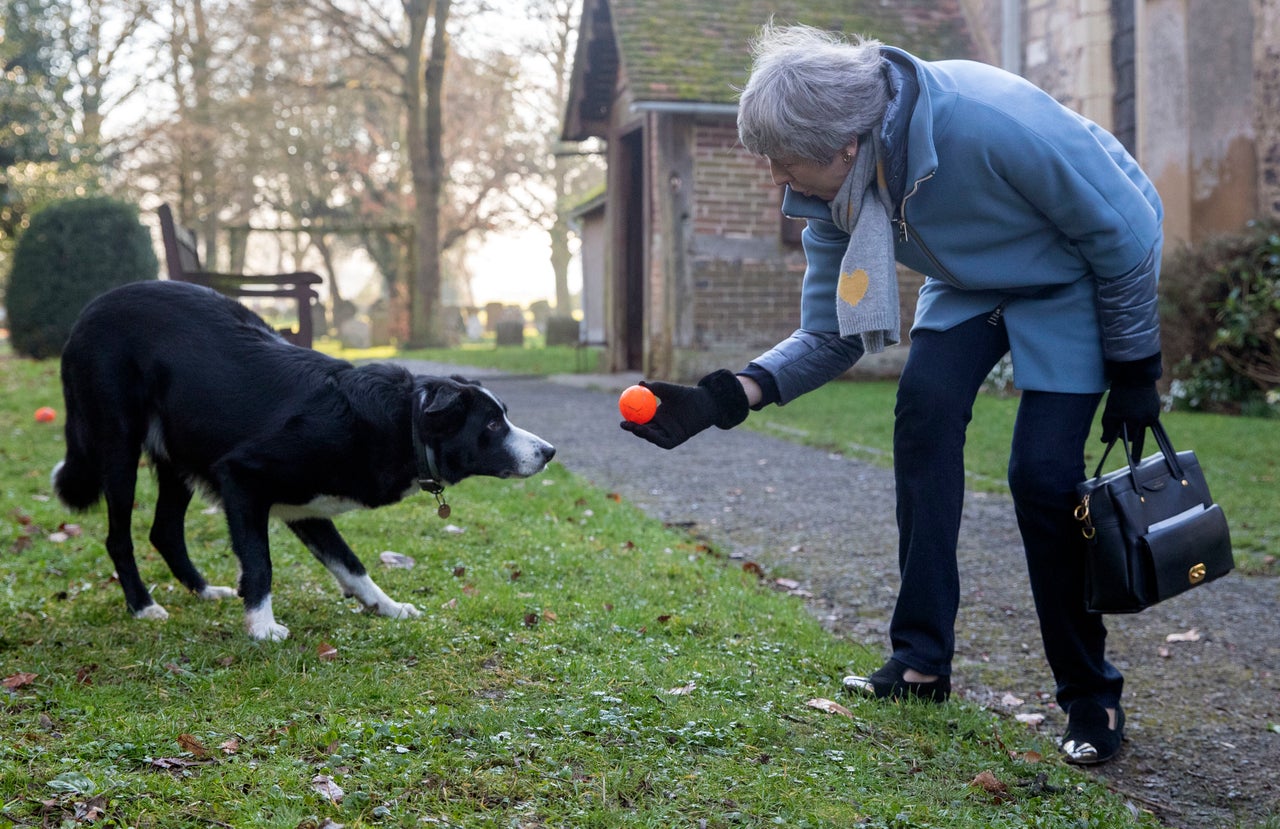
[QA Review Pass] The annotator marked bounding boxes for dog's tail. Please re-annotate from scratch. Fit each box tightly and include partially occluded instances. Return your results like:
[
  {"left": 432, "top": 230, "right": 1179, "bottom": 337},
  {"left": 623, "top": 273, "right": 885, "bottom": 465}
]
[{"left": 51, "top": 378, "right": 102, "bottom": 511}]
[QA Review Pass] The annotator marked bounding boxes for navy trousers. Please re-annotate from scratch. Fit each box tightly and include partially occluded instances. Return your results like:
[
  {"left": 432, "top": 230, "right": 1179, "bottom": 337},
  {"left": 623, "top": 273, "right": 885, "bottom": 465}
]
[{"left": 890, "top": 311, "right": 1124, "bottom": 710}]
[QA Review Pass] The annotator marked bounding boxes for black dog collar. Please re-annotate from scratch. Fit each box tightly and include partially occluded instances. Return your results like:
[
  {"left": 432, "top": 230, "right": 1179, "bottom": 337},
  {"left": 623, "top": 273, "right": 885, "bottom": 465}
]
[{"left": 410, "top": 396, "right": 451, "bottom": 519}]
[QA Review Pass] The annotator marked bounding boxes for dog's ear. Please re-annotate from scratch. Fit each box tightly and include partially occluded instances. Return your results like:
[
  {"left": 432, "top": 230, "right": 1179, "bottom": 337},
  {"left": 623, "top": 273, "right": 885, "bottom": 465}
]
[{"left": 417, "top": 382, "right": 467, "bottom": 436}]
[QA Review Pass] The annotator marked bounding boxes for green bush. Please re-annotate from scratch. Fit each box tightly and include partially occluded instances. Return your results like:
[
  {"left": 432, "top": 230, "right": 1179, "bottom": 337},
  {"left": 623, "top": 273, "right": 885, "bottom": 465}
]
[
  {"left": 1161, "top": 220, "right": 1279, "bottom": 416},
  {"left": 4, "top": 196, "right": 158, "bottom": 358}
]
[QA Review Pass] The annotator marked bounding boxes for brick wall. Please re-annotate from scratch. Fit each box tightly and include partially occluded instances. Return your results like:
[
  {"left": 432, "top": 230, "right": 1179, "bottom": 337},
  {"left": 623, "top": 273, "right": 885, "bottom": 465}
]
[
  {"left": 688, "top": 120, "right": 802, "bottom": 359},
  {"left": 691, "top": 121, "right": 781, "bottom": 242}
]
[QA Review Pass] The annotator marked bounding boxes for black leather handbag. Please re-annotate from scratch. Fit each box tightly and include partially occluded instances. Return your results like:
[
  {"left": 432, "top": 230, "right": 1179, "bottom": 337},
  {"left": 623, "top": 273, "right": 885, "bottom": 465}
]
[{"left": 1073, "top": 422, "right": 1233, "bottom": 613}]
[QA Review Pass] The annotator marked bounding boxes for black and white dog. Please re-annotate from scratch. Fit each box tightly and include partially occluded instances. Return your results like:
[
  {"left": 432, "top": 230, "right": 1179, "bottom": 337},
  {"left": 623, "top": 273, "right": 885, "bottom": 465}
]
[{"left": 54, "top": 280, "right": 555, "bottom": 640}]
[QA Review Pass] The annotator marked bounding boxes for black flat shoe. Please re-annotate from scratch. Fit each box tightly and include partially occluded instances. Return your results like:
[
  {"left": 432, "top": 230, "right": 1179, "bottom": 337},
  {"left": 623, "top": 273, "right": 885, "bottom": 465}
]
[
  {"left": 843, "top": 658, "right": 951, "bottom": 703},
  {"left": 1060, "top": 699, "right": 1125, "bottom": 765}
]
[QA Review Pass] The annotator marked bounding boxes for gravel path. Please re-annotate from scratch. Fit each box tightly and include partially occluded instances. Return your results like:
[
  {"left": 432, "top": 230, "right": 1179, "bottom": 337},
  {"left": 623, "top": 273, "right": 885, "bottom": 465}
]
[{"left": 402, "top": 361, "right": 1280, "bottom": 829}]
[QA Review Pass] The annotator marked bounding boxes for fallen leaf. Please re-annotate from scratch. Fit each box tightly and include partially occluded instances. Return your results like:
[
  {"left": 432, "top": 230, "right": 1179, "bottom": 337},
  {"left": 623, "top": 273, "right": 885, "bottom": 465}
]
[
  {"left": 1014, "top": 713, "right": 1045, "bottom": 726},
  {"left": 542, "top": 610, "right": 558, "bottom": 623},
  {"left": 317, "top": 642, "right": 339, "bottom": 661},
  {"left": 806, "top": 698, "right": 853, "bottom": 718},
  {"left": 1021, "top": 750, "right": 1044, "bottom": 763},
  {"left": 970, "top": 770, "right": 1009, "bottom": 798},
  {"left": 2, "top": 671, "right": 37, "bottom": 690},
  {"left": 75, "top": 665, "right": 97, "bottom": 685},
  {"left": 1000, "top": 693, "right": 1024, "bottom": 707},
  {"left": 151, "top": 757, "right": 201, "bottom": 771},
  {"left": 442, "top": 524, "right": 465, "bottom": 534},
  {"left": 48, "top": 532, "right": 69, "bottom": 543},
  {"left": 1158, "top": 646, "right": 1172, "bottom": 658},
  {"left": 666, "top": 681, "right": 696, "bottom": 696},
  {"left": 58, "top": 523, "right": 82, "bottom": 537},
  {"left": 1166, "top": 628, "right": 1201, "bottom": 643},
  {"left": 774, "top": 578, "right": 801, "bottom": 590},
  {"left": 742, "top": 561, "right": 765, "bottom": 579},
  {"left": 311, "top": 774, "right": 344, "bottom": 803},
  {"left": 379, "top": 551, "right": 415, "bottom": 569},
  {"left": 177, "top": 734, "right": 210, "bottom": 758},
  {"left": 74, "top": 796, "right": 107, "bottom": 822},
  {"left": 522, "top": 612, "right": 538, "bottom": 628},
  {"left": 219, "top": 738, "right": 240, "bottom": 755}
]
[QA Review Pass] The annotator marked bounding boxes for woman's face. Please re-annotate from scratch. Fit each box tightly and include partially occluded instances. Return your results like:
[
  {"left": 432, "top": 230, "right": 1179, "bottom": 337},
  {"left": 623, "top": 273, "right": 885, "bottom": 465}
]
[{"left": 766, "top": 143, "right": 857, "bottom": 201}]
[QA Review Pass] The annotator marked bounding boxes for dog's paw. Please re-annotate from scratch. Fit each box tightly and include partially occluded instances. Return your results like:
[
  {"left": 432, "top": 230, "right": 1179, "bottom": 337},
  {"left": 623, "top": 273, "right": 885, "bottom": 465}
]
[
  {"left": 377, "top": 600, "right": 421, "bottom": 620},
  {"left": 245, "top": 598, "right": 289, "bottom": 641},
  {"left": 247, "top": 619, "right": 291, "bottom": 641},
  {"left": 134, "top": 603, "right": 170, "bottom": 621},
  {"left": 197, "top": 585, "right": 237, "bottom": 601}
]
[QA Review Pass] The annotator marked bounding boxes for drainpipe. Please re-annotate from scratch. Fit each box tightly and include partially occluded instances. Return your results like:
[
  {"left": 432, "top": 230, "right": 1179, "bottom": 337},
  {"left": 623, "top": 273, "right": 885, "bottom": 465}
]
[{"left": 1002, "top": 0, "right": 1023, "bottom": 75}]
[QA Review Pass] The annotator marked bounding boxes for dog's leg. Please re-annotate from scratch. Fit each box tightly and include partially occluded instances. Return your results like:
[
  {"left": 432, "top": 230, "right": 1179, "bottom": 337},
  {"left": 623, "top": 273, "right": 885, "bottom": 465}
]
[
  {"left": 288, "top": 518, "right": 421, "bottom": 620},
  {"left": 149, "top": 461, "right": 235, "bottom": 601},
  {"left": 217, "top": 478, "right": 289, "bottom": 641},
  {"left": 101, "top": 444, "right": 167, "bottom": 620}
]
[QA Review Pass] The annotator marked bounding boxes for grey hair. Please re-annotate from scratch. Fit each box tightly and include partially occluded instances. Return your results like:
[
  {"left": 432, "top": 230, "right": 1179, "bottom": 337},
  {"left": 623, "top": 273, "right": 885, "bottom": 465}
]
[{"left": 737, "top": 23, "right": 889, "bottom": 163}]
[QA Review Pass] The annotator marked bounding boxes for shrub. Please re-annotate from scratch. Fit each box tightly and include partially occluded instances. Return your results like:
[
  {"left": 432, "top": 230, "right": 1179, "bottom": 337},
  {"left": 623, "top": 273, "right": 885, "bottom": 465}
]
[
  {"left": 5, "top": 196, "right": 158, "bottom": 359},
  {"left": 1161, "top": 221, "right": 1279, "bottom": 416}
]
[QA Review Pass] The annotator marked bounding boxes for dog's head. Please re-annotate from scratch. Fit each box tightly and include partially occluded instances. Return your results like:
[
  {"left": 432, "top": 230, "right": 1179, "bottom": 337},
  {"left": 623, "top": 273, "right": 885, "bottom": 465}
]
[{"left": 413, "top": 376, "right": 555, "bottom": 485}]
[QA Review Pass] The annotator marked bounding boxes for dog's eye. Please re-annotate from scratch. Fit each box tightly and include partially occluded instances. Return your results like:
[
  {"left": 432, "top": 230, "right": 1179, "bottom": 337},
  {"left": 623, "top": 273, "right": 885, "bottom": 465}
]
[{"left": 487, "top": 419, "right": 504, "bottom": 432}]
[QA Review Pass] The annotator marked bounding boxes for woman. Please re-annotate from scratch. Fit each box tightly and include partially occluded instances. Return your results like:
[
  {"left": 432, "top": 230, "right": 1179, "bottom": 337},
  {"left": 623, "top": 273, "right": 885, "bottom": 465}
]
[{"left": 620, "top": 23, "right": 1163, "bottom": 766}]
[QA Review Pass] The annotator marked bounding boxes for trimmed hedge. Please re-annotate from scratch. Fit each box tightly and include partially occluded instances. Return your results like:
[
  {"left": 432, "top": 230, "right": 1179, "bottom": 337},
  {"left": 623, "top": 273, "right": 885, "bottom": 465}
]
[{"left": 5, "top": 196, "right": 158, "bottom": 359}]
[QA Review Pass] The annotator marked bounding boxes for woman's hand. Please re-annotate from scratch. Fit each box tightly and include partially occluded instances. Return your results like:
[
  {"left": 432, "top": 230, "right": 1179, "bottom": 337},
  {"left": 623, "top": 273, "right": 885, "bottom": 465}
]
[{"left": 620, "top": 369, "right": 750, "bottom": 449}]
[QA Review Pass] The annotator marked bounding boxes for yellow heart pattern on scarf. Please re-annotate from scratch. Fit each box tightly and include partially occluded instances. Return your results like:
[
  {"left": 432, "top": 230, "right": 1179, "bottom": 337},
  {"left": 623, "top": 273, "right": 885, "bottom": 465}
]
[{"left": 838, "top": 269, "right": 870, "bottom": 307}]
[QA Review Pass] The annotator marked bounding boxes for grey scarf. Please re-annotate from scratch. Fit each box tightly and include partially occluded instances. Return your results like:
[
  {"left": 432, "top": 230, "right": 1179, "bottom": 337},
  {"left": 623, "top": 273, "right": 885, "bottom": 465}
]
[{"left": 829, "top": 133, "right": 898, "bottom": 353}]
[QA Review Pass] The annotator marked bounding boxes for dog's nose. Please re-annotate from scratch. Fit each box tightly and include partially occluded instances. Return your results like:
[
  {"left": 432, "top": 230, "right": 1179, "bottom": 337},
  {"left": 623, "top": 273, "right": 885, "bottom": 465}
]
[{"left": 540, "top": 442, "right": 556, "bottom": 463}]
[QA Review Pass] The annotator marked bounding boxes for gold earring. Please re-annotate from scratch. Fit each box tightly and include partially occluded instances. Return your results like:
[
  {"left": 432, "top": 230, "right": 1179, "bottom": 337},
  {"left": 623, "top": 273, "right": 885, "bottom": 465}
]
[{"left": 842, "top": 151, "right": 854, "bottom": 163}]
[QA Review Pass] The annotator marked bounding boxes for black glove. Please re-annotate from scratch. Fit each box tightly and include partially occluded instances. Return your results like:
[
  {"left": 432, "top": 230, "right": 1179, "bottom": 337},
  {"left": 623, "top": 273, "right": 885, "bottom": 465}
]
[
  {"left": 620, "top": 369, "right": 749, "bottom": 450},
  {"left": 1100, "top": 352, "right": 1162, "bottom": 458}
]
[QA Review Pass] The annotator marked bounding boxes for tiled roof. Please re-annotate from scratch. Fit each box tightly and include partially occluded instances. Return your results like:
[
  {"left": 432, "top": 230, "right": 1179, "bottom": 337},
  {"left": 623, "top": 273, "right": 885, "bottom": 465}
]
[{"left": 616, "top": 0, "right": 975, "bottom": 104}]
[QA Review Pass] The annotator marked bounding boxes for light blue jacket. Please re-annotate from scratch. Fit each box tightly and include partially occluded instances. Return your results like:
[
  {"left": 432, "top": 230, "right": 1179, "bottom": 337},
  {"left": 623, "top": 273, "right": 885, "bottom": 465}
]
[{"left": 753, "top": 47, "right": 1163, "bottom": 398}]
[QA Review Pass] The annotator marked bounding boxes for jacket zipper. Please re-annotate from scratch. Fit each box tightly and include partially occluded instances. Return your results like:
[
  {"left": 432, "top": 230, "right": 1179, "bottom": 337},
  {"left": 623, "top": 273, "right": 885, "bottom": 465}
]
[
  {"left": 896, "top": 172, "right": 1010, "bottom": 325},
  {"left": 894, "top": 172, "right": 962, "bottom": 286}
]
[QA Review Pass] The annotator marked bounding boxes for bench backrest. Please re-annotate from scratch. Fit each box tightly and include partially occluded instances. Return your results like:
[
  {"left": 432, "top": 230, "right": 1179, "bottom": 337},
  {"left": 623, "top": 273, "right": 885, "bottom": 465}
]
[{"left": 158, "top": 203, "right": 203, "bottom": 280}]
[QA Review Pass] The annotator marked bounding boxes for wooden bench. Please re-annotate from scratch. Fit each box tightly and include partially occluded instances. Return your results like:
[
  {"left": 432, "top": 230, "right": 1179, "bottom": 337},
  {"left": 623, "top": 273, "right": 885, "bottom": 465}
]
[{"left": 158, "top": 204, "right": 322, "bottom": 348}]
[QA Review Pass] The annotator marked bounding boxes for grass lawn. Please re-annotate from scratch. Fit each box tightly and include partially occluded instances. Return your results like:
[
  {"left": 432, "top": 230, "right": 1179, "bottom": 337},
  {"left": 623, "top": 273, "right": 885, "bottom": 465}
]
[{"left": 0, "top": 351, "right": 1164, "bottom": 827}]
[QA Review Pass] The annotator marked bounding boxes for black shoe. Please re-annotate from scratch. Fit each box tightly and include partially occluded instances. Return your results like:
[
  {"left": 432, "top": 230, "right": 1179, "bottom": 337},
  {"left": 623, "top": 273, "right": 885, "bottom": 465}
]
[
  {"left": 1060, "top": 699, "right": 1125, "bottom": 765},
  {"left": 842, "top": 658, "right": 951, "bottom": 703}
]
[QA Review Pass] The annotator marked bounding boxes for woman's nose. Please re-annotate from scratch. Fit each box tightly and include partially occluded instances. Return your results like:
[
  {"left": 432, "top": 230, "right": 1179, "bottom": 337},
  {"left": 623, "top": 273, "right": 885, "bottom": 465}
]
[{"left": 767, "top": 158, "right": 790, "bottom": 185}]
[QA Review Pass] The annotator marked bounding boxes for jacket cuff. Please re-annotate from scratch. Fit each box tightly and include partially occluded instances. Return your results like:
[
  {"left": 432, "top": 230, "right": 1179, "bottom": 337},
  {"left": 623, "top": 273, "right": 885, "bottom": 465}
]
[
  {"left": 698, "top": 369, "right": 750, "bottom": 429},
  {"left": 738, "top": 364, "right": 781, "bottom": 409}
]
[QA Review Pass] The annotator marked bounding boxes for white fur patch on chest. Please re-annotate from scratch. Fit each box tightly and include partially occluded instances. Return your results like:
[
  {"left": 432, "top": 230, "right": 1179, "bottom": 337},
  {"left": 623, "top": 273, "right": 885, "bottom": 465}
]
[
  {"left": 268, "top": 486, "right": 419, "bottom": 522},
  {"left": 270, "top": 495, "right": 367, "bottom": 521}
]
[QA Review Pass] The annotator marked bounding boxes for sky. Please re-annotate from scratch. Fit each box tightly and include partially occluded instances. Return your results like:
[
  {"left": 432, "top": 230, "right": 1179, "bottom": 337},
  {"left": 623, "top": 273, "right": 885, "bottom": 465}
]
[{"left": 467, "top": 229, "right": 580, "bottom": 308}]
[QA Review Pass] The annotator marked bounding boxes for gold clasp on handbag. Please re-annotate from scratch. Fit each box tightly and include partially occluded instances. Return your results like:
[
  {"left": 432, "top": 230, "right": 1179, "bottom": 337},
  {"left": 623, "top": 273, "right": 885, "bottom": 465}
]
[
  {"left": 1074, "top": 494, "right": 1095, "bottom": 540},
  {"left": 1188, "top": 562, "right": 1207, "bottom": 584}
]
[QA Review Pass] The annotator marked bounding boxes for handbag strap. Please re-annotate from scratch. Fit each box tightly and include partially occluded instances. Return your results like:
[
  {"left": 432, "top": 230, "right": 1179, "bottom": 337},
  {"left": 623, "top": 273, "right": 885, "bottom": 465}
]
[{"left": 1088, "top": 421, "right": 1185, "bottom": 483}]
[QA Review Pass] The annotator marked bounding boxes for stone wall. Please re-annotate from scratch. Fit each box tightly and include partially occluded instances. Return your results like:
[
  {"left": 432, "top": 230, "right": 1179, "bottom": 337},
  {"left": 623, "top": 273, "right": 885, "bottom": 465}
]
[{"left": 1257, "top": 0, "right": 1280, "bottom": 218}]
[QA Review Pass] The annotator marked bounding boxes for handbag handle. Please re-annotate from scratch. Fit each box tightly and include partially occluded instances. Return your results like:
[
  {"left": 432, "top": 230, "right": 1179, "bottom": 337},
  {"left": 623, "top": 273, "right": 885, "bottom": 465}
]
[{"left": 1089, "top": 421, "right": 1185, "bottom": 484}]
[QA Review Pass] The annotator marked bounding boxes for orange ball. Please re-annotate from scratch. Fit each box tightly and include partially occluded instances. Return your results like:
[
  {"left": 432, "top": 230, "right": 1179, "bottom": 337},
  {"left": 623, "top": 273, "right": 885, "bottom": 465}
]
[
  {"left": 619, "top": 384, "right": 658, "bottom": 424},
  {"left": 34, "top": 406, "right": 57, "bottom": 423}
]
